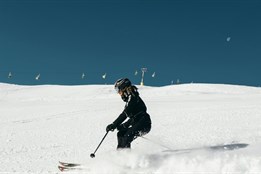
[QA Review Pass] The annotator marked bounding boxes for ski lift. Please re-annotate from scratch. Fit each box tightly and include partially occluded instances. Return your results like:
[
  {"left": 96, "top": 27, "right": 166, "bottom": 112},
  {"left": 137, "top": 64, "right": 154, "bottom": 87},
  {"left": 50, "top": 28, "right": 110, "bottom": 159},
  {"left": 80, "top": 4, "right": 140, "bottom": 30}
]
[
  {"left": 8, "top": 72, "right": 12, "bottom": 78},
  {"left": 102, "top": 73, "right": 106, "bottom": 79},
  {"left": 35, "top": 74, "right": 40, "bottom": 80},
  {"left": 82, "top": 73, "right": 85, "bottom": 79},
  {"left": 140, "top": 68, "right": 147, "bottom": 86}
]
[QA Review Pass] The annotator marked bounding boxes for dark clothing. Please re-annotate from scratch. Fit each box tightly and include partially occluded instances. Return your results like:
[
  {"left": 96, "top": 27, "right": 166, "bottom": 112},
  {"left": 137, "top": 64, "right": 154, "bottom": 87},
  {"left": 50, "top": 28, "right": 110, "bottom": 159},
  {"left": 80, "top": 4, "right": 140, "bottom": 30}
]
[
  {"left": 112, "top": 90, "right": 151, "bottom": 149},
  {"left": 117, "top": 113, "right": 151, "bottom": 148}
]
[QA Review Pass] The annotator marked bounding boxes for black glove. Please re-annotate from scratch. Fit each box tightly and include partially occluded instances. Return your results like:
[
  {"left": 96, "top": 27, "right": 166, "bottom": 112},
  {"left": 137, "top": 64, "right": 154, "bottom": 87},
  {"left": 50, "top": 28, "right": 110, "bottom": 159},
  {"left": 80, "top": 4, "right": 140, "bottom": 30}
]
[{"left": 106, "top": 123, "right": 116, "bottom": 132}]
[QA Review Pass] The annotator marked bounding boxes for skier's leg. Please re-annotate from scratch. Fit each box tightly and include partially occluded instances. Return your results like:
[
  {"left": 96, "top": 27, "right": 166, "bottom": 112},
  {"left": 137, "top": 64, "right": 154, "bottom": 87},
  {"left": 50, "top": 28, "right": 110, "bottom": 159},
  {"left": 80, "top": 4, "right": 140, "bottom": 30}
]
[
  {"left": 117, "top": 130, "right": 127, "bottom": 149},
  {"left": 120, "top": 119, "right": 151, "bottom": 148}
]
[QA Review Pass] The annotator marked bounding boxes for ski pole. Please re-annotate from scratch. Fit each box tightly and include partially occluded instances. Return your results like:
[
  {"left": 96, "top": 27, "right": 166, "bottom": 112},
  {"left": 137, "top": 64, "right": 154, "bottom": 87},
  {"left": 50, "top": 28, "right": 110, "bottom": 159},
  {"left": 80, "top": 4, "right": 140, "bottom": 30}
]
[
  {"left": 90, "top": 131, "right": 109, "bottom": 158},
  {"left": 141, "top": 136, "right": 173, "bottom": 150}
]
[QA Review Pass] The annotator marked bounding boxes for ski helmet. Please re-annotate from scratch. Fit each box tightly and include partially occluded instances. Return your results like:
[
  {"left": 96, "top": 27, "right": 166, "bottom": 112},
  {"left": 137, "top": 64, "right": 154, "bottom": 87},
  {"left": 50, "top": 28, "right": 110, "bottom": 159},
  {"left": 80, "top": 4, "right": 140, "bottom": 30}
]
[{"left": 114, "top": 78, "right": 131, "bottom": 93}]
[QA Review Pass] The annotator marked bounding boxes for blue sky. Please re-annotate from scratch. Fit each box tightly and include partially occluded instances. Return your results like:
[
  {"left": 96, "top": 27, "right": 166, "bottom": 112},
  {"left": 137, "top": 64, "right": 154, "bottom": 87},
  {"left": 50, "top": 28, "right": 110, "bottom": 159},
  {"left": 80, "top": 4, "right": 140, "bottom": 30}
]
[{"left": 0, "top": 0, "right": 260, "bottom": 86}]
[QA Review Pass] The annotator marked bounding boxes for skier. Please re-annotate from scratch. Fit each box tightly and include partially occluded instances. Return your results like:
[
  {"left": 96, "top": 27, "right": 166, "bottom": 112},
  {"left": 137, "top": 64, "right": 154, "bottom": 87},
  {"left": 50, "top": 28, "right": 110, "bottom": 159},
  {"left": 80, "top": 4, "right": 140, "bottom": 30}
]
[{"left": 106, "top": 78, "right": 152, "bottom": 149}]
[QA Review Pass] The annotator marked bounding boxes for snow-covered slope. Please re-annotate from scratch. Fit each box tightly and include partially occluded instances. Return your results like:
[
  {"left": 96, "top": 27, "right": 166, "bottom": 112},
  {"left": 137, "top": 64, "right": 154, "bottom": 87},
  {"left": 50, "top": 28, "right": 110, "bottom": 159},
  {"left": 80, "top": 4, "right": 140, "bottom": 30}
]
[{"left": 1, "top": 83, "right": 261, "bottom": 173}]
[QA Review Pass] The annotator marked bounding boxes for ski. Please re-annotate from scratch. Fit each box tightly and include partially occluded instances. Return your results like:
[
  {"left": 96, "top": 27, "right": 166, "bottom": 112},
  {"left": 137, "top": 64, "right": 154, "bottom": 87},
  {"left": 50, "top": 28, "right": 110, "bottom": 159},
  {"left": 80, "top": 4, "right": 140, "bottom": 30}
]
[
  {"left": 58, "top": 161, "right": 83, "bottom": 172},
  {"left": 58, "top": 165, "right": 83, "bottom": 172},
  {"left": 59, "top": 161, "right": 81, "bottom": 167}
]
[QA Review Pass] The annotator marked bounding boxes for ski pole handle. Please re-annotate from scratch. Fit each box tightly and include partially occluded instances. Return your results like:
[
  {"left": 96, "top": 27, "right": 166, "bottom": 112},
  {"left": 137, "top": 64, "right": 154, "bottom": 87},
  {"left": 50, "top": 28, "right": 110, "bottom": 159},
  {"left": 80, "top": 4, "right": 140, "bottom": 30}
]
[{"left": 90, "top": 131, "right": 109, "bottom": 158}]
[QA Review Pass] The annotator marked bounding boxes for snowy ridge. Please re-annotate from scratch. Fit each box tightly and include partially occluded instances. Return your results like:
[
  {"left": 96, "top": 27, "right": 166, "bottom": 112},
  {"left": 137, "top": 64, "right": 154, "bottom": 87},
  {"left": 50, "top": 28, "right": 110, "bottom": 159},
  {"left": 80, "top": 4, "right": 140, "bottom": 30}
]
[{"left": 1, "top": 83, "right": 261, "bottom": 173}]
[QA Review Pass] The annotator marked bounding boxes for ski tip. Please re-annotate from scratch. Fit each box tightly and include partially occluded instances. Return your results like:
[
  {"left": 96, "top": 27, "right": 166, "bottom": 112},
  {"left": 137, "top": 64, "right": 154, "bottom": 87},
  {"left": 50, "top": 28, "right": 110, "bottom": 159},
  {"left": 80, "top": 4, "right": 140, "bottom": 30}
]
[
  {"left": 58, "top": 165, "right": 65, "bottom": 172},
  {"left": 59, "top": 161, "right": 81, "bottom": 167}
]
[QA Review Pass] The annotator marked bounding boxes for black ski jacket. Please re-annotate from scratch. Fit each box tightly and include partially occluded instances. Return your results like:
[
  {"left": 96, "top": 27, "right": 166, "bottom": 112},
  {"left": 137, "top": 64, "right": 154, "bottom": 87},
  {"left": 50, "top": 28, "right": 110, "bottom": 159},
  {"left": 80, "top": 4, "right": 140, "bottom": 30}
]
[{"left": 112, "top": 90, "right": 151, "bottom": 129}]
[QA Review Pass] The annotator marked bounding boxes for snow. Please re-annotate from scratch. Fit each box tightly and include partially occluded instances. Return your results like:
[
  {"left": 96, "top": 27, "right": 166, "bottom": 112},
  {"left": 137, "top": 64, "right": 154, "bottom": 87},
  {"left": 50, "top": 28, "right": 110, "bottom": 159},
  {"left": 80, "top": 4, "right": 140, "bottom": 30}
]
[{"left": 1, "top": 83, "right": 261, "bottom": 173}]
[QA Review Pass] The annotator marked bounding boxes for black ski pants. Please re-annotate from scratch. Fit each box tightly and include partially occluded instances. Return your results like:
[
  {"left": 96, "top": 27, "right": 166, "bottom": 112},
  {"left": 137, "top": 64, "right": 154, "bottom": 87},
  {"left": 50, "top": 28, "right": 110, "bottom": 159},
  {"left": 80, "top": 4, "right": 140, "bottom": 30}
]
[{"left": 117, "top": 115, "right": 151, "bottom": 149}]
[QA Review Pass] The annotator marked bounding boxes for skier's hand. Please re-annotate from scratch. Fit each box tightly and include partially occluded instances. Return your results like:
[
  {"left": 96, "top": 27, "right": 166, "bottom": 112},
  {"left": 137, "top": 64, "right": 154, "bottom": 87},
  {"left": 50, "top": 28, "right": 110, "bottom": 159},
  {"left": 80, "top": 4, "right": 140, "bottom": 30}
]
[{"left": 106, "top": 123, "right": 115, "bottom": 132}]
